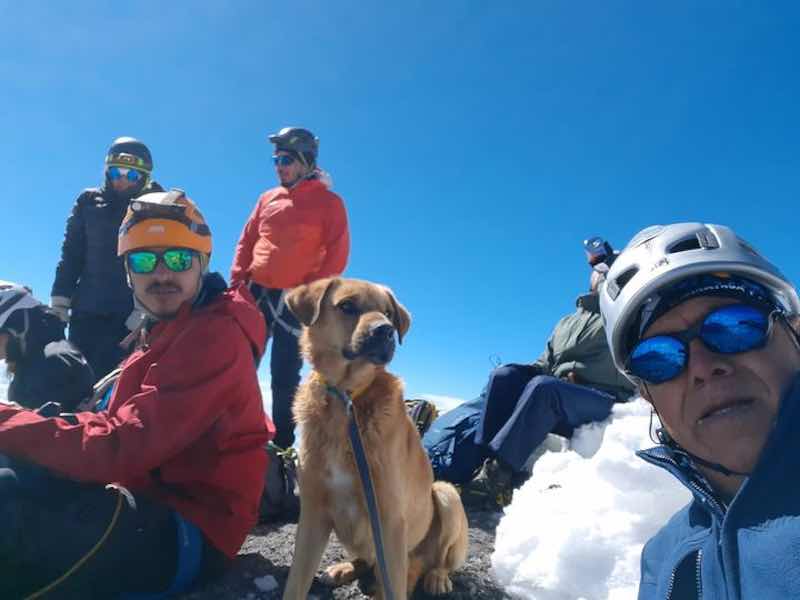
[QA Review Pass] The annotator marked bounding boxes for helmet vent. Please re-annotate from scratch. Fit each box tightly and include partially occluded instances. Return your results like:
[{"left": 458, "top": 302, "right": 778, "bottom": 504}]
[
  {"left": 616, "top": 267, "right": 638, "bottom": 289},
  {"left": 607, "top": 267, "right": 639, "bottom": 300},
  {"left": 667, "top": 237, "right": 702, "bottom": 254}
]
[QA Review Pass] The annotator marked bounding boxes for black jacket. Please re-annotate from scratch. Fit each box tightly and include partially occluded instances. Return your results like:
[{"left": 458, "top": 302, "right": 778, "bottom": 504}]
[
  {"left": 51, "top": 182, "right": 163, "bottom": 315},
  {"left": 9, "top": 341, "right": 95, "bottom": 412},
  {"left": 6, "top": 310, "right": 95, "bottom": 411}
]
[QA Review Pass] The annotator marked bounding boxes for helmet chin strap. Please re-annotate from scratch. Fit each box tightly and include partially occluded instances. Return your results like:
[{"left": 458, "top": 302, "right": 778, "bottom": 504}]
[{"left": 644, "top": 382, "right": 751, "bottom": 478}]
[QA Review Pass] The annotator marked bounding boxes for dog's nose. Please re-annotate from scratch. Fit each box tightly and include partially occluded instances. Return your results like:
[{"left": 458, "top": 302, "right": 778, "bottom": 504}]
[
  {"left": 369, "top": 322, "right": 394, "bottom": 340},
  {"left": 360, "top": 322, "right": 396, "bottom": 365}
]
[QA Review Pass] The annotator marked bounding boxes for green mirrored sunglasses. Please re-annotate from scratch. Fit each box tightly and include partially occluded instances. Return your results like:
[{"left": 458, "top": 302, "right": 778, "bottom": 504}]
[{"left": 127, "top": 248, "right": 197, "bottom": 274}]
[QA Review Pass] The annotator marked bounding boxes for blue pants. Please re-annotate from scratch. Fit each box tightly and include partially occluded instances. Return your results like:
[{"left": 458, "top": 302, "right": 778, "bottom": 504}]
[
  {"left": 475, "top": 365, "right": 615, "bottom": 473},
  {"left": 251, "top": 285, "right": 303, "bottom": 448}
]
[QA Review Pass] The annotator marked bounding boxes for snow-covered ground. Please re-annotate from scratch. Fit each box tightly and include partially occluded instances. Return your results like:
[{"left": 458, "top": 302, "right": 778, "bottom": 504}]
[{"left": 491, "top": 398, "right": 691, "bottom": 600}]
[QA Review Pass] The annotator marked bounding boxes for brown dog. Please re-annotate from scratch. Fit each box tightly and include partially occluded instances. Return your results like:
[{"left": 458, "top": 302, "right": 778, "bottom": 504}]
[{"left": 282, "top": 277, "right": 468, "bottom": 600}]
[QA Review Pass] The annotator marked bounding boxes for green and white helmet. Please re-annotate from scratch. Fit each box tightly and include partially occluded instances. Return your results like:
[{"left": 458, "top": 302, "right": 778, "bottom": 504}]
[{"left": 599, "top": 223, "right": 800, "bottom": 380}]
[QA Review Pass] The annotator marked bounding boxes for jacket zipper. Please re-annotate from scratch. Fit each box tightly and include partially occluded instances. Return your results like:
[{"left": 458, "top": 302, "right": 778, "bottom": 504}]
[
  {"left": 665, "top": 568, "right": 677, "bottom": 600},
  {"left": 665, "top": 549, "right": 702, "bottom": 600},
  {"left": 695, "top": 549, "right": 703, "bottom": 600}
]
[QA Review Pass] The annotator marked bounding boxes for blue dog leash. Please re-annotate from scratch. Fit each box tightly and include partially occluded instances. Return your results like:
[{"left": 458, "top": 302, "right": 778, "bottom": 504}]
[{"left": 326, "top": 384, "right": 396, "bottom": 600}]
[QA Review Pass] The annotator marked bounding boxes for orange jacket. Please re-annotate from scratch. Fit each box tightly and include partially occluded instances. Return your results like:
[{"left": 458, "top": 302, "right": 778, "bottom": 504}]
[
  {"left": 0, "top": 279, "right": 273, "bottom": 558},
  {"left": 230, "top": 178, "right": 350, "bottom": 289}
]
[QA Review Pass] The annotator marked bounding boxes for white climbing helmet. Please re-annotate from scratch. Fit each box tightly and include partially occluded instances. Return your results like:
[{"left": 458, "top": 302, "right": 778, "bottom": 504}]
[{"left": 599, "top": 223, "right": 800, "bottom": 379}]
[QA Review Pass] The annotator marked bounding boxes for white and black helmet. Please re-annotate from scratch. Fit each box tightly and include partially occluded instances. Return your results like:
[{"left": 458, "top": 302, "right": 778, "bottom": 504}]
[
  {"left": 599, "top": 223, "right": 800, "bottom": 379},
  {"left": 0, "top": 281, "right": 41, "bottom": 332}
]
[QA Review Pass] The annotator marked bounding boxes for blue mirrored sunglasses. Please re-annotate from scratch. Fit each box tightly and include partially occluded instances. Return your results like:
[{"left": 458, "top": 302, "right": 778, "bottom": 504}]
[
  {"left": 627, "top": 304, "right": 776, "bottom": 384},
  {"left": 272, "top": 154, "right": 296, "bottom": 167},
  {"left": 127, "top": 248, "right": 197, "bottom": 274},
  {"left": 108, "top": 166, "right": 144, "bottom": 183}
]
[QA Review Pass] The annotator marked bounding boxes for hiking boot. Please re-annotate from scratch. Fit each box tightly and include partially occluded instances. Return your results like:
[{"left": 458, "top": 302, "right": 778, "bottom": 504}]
[{"left": 459, "top": 458, "right": 515, "bottom": 511}]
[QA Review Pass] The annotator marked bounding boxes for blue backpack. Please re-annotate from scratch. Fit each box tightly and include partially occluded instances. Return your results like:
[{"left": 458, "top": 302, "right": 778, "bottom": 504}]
[{"left": 422, "top": 396, "right": 488, "bottom": 485}]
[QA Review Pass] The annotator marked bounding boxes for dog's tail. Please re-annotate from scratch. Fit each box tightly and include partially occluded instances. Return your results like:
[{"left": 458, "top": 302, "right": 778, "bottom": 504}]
[{"left": 431, "top": 481, "right": 469, "bottom": 571}]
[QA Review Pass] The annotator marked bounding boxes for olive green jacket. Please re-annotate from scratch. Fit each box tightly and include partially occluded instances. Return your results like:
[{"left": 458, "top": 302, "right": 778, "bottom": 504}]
[{"left": 532, "top": 292, "right": 635, "bottom": 402}]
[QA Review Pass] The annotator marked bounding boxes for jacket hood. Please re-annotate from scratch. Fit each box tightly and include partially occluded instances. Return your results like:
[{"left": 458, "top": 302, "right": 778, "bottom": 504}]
[
  {"left": 290, "top": 173, "right": 332, "bottom": 192},
  {"left": 202, "top": 274, "right": 266, "bottom": 361}
]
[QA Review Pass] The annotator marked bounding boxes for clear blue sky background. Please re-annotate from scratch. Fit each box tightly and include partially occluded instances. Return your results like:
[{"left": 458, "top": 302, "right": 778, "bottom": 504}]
[{"left": 1, "top": 2, "right": 798, "bottom": 400}]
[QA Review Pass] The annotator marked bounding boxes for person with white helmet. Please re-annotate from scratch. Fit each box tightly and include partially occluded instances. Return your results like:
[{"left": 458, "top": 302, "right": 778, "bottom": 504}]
[
  {"left": 0, "top": 190, "right": 274, "bottom": 598},
  {"left": 600, "top": 223, "right": 800, "bottom": 599},
  {"left": 231, "top": 126, "right": 350, "bottom": 449},
  {"left": 50, "top": 137, "right": 164, "bottom": 383},
  {"left": 0, "top": 281, "right": 94, "bottom": 411}
]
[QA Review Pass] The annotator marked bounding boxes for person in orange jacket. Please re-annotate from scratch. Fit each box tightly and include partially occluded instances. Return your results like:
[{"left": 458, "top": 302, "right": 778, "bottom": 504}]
[
  {"left": 231, "top": 127, "right": 350, "bottom": 448},
  {"left": 0, "top": 190, "right": 273, "bottom": 598}
]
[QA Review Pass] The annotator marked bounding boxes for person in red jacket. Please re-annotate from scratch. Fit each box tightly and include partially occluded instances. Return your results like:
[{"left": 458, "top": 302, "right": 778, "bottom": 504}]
[
  {"left": 0, "top": 189, "right": 273, "bottom": 598},
  {"left": 231, "top": 126, "right": 350, "bottom": 448}
]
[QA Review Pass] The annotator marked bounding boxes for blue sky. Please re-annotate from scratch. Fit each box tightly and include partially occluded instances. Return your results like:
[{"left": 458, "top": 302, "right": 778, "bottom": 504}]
[{"left": 1, "top": 2, "right": 798, "bottom": 400}]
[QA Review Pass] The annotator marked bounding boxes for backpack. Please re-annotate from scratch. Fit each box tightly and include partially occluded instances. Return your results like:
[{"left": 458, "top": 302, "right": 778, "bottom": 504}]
[
  {"left": 404, "top": 398, "right": 439, "bottom": 437},
  {"left": 422, "top": 396, "right": 488, "bottom": 485},
  {"left": 259, "top": 442, "right": 300, "bottom": 523}
]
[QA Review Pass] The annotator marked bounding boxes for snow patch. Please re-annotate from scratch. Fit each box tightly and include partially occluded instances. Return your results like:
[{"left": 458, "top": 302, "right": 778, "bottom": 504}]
[
  {"left": 492, "top": 398, "right": 691, "bottom": 600},
  {"left": 0, "top": 363, "right": 8, "bottom": 403},
  {"left": 259, "top": 379, "right": 273, "bottom": 417}
]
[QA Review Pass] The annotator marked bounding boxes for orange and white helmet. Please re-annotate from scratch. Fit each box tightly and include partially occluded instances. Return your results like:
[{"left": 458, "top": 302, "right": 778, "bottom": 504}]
[{"left": 117, "top": 189, "right": 212, "bottom": 256}]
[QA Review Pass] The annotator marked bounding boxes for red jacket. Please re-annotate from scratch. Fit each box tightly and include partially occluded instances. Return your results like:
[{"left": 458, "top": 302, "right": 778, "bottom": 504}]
[
  {"left": 230, "top": 177, "right": 350, "bottom": 289},
  {"left": 0, "top": 280, "right": 273, "bottom": 558}
]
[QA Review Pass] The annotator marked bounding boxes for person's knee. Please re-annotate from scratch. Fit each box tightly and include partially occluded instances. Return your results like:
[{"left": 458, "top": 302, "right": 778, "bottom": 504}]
[
  {"left": 520, "top": 376, "right": 566, "bottom": 410},
  {"left": 526, "top": 375, "right": 561, "bottom": 395},
  {"left": 486, "top": 364, "right": 533, "bottom": 396},
  {"left": 490, "top": 365, "right": 519, "bottom": 381}
]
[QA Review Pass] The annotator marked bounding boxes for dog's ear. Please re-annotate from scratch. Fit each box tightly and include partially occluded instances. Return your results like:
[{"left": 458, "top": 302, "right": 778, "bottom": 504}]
[
  {"left": 384, "top": 287, "right": 411, "bottom": 344},
  {"left": 286, "top": 278, "right": 338, "bottom": 326}
]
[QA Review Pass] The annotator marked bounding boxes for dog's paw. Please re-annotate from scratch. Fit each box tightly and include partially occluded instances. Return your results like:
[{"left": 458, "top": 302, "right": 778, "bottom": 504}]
[
  {"left": 422, "top": 569, "right": 454, "bottom": 595},
  {"left": 321, "top": 561, "right": 363, "bottom": 587}
]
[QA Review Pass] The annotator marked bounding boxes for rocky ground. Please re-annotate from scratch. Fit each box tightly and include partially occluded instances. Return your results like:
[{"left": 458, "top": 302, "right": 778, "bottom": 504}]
[{"left": 181, "top": 507, "right": 511, "bottom": 599}]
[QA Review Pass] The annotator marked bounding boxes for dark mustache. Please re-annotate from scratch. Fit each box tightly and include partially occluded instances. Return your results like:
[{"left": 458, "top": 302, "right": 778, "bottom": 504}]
[{"left": 146, "top": 282, "right": 182, "bottom": 293}]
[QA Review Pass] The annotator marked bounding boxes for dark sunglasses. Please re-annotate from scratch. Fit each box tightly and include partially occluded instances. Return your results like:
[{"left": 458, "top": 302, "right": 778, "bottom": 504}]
[
  {"left": 127, "top": 248, "right": 197, "bottom": 274},
  {"left": 108, "top": 166, "right": 144, "bottom": 183},
  {"left": 272, "top": 154, "right": 296, "bottom": 167},
  {"left": 627, "top": 304, "right": 778, "bottom": 384}
]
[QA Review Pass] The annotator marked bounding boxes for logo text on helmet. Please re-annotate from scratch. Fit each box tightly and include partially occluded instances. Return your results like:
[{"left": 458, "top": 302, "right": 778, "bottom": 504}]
[
  {"left": 147, "top": 225, "right": 166, "bottom": 234},
  {"left": 650, "top": 257, "right": 669, "bottom": 272}
]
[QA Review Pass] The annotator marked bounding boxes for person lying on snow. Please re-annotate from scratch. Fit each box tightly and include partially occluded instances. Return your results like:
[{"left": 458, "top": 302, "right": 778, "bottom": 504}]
[
  {"left": 0, "top": 281, "right": 94, "bottom": 412},
  {"left": 455, "top": 238, "right": 634, "bottom": 510},
  {"left": 601, "top": 223, "right": 800, "bottom": 600},
  {"left": 0, "top": 190, "right": 273, "bottom": 598}
]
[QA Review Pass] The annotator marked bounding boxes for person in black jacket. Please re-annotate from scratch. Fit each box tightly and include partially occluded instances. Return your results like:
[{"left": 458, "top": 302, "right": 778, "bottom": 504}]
[
  {"left": 50, "top": 137, "right": 163, "bottom": 381},
  {"left": 0, "top": 281, "right": 94, "bottom": 411}
]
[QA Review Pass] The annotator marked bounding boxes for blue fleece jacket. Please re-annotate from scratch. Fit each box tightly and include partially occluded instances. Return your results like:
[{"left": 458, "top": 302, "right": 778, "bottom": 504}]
[{"left": 636, "top": 372, "right": 800, "bottom": 600}]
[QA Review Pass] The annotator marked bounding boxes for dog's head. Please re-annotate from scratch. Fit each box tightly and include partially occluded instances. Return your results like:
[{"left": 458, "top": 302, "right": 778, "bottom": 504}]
[{"left": 286, "top": 278, "right": 411, "bottom": 381}]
